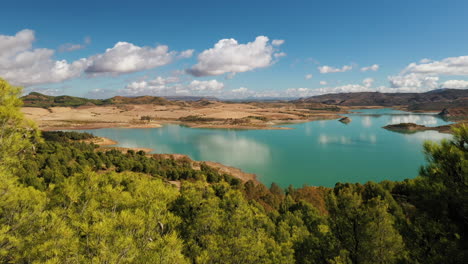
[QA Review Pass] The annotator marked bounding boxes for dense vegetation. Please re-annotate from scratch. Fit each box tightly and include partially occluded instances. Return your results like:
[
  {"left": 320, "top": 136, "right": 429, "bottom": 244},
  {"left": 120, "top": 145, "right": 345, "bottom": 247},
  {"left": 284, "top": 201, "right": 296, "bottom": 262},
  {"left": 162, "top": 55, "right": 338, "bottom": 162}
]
[{"left": 1, "top": 79, "right": 467, "bottom": 263}]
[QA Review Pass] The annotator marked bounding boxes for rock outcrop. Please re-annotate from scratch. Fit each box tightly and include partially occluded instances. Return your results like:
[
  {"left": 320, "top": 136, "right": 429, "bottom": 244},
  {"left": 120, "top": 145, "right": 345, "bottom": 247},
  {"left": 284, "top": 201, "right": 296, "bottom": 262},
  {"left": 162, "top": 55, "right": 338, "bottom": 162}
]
[
  {"left": 438, "top": 107, "right": 468, "bottom": 118},
  {"left": 338, "top": 117, "right": 351, "bottom": 124}
]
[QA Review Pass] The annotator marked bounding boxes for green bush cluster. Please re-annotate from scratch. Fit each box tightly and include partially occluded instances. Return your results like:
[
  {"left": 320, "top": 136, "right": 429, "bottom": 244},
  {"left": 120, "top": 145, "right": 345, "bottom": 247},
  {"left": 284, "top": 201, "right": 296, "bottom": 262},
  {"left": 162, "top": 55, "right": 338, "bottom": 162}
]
[{"left": 178, "top": 115, "right": 221, "bottom": 122}]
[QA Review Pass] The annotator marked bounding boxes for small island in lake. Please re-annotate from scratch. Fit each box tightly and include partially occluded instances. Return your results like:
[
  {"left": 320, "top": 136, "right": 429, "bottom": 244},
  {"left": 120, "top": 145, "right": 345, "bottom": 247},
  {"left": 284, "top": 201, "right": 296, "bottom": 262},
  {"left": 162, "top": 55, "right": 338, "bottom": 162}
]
[
  {"left": 338, "top": 117, "right": 351, "bottom": 124},
  {"left": 383, "top": 122, "right": 452, "bottom": 134}
]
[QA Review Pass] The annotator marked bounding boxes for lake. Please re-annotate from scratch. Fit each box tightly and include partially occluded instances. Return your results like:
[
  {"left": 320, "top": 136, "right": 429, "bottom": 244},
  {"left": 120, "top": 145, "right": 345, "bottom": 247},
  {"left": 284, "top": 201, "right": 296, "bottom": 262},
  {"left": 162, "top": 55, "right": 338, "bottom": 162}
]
[{"left": 78, "top": 109, "right": 453, "bottom": 187}]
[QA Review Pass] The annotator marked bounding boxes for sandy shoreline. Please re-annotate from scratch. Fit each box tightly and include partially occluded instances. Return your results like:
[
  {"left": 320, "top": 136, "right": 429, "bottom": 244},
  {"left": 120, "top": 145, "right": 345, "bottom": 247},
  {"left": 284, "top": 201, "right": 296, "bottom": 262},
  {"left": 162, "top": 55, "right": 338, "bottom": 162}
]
[
  {"left": 39, "top": 119, "right": 322, "bottom": 131},
  {"left": 34, "top": 117, "right": 342, "bottom": 131},
  {"left": 89, "top": 136, "right": 155, "bottom": 153}
]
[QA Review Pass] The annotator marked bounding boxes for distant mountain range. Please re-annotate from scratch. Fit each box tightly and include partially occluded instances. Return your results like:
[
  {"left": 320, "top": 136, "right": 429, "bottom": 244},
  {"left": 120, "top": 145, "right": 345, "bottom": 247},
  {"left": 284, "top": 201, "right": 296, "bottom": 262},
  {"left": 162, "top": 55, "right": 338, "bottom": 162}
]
[
  {"left": 293, "top": 89, "right": 468, "bottom": 111},
  {"left": 22, "top": 89, "right": 468, "bottom": 111}
]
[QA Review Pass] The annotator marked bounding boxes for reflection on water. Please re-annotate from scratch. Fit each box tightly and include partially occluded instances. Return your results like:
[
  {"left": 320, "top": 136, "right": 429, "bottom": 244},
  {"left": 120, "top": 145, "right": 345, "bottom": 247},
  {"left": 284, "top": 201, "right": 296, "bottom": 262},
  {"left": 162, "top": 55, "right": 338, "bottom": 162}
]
[
  {"left": 318, "top": 133, "right": 377, "bottom": 145},
  {"left": 196, "top": 134, "right": 271, "bottom": 167},
  {"left": 80, "top": 109, "right": 453, "bottom": 187},
  {"left": 359, "top": 133, "right": 377, "bottom": 144},
  {"left": 319, "top": 134, "right": 352, "bottom": 145},
  {"left": 388, "top": 115, "right": 438, "bottom": 126},
  {"left": 304, "top": 123, "right": 313, "bottom": 136},
  {"left": 403, "top": 130, "right": 452, "bottom": 142},
  {"left": 349, "top": 109, "right": 449, "bottom": 127},
  {"left": 361, "top": 116, "right": 372, "bottom": 127}
]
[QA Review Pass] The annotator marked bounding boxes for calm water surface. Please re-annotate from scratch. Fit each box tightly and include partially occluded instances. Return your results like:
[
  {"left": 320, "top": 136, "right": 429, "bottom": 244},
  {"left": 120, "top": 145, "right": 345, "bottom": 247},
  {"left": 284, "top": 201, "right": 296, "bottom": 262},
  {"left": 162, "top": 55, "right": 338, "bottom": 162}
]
[{"left": 79, "top": 109, "right": 452, "bottom": 187}]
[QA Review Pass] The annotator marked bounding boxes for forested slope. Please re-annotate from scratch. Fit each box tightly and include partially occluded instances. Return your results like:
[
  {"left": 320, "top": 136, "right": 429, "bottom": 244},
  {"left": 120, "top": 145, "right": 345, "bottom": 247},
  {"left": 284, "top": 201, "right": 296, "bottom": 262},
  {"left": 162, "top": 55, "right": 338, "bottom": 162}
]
[
  {"left": 1, "top": 79, "right": 467, "bottom": 263},
  {"left": 21, "top": 92, "right": 187, "bottom": 108}
]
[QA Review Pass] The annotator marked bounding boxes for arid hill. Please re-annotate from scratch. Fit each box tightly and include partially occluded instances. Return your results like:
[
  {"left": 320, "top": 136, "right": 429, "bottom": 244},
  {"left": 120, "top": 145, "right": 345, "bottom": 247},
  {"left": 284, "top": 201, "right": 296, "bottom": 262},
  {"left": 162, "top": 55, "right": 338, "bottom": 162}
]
[
  {"left": 294, "top": 89, "right": 468, "bottom": 111},
  {"left": 21, "top": 93, "right": 344, "bottom": 131}
]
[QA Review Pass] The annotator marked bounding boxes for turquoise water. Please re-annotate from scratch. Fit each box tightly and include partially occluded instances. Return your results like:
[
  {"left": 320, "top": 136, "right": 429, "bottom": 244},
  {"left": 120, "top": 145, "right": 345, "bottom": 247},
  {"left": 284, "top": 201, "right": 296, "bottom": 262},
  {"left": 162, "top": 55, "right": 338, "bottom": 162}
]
[{"left": 79, "top": 109, "right": 452, "bottom": 187}]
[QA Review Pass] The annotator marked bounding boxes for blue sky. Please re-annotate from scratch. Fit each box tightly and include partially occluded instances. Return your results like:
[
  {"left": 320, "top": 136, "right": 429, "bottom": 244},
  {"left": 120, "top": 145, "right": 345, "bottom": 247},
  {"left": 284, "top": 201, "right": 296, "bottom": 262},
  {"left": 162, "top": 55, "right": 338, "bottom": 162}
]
[{"left": 1, "top": 0, "right": 468, "bottom": 98}]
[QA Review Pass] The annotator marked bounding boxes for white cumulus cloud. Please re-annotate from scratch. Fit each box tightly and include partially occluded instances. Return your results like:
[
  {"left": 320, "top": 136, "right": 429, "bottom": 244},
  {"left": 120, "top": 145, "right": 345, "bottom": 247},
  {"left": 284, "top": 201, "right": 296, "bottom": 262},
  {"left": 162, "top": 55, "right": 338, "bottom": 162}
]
[
  {"left": 85, "top": 42, "right": 192, "bottom": 75},
  {"left": 0, "top": 29, "right": 194, "bottom": 87},
  {"left": 402, "top": 55, "right": 468, "bottom": 76},
  {"left": 187, "top": 36, "right": 284, "bottom": 77},
  {"left": 0, "top": 29, "right": 35, "bottom": 57},
  {"left": 188, "top": 79, "right": 224, "bottom": 91},
  {"left": 388, "top": 73, "right": 439, "bottom": 91},
  {"left": 284, "top": 82, "right": 390, "bottom": 98},
  {"left": 231, "top": 87, "right": 249, "bottom": 93},
  {"left": 361, "top": 64, "right": 379, "bottom": 72},
  {"left": 441, "top": 79, "right": 468, "bottom": 89},
  {"left": 272, "top": 39, "right": 285, "bottom": 46},
  {"left": 227, "top": 87, "right": 256, "bottom": 98},
  {"left": 122, "top": 76, "right": 224, "bottom": 96},
  {"left": 0, "top": 29, "right": 88, "bottom": 87},
  {"left": 305, "top": 74, "right": 313, "bottom": 79},
  {"left": 124, "top": 76, "right": 181, "bottom": 95},
  {"left": 383, "top": 55, "right": 468, "bottom": 92},
  {"left": 318, "top": 65, "right": 353, "bottom": 74}
]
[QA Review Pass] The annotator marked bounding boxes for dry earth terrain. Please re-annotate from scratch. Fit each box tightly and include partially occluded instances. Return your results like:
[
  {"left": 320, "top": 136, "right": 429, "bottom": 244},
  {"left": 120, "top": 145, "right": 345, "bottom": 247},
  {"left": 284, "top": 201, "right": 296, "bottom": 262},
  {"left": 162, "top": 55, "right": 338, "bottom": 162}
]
[
  {"left": 21, "top": 91, "right": 467, "bottom": 133},
  {"left": 22, "top": 101, "right": 345, "bottom": 130}
]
